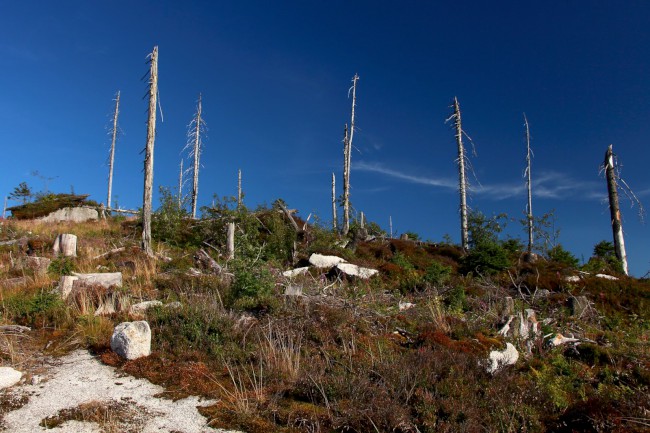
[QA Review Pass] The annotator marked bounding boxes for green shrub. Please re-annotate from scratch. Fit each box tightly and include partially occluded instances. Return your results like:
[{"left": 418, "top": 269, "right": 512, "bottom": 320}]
[
  {"left": 48, "top": 256, "right": 75, "bottom": 276},
  {"left": 461, "top": 241, "right": 510, "bottom": 275},
  {"left": 229, "top": 262, "right": 277, "bottom": 314},
  {"left": 4, "top": 290, "right": 65, "bottom": 327},
  {"left": 548, "top": 245, "right": 579, "bottom": 268},
  {"left": 423, "top": 261, "right": 452, "bottom": 286}
]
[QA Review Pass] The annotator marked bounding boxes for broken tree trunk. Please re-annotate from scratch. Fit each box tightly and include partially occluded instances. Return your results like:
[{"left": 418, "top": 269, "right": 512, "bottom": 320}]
[
  {"left": 227, "top": 222, "right": 235, "bottom": 260},
  {"left": 342, "top": 123, "right": 350, "bottom": 235},
  {"left": 238, "top": 169, "right": 242, "bottom": 208},
  {"left": 191, "top": 93, "right": 203, "bottom": 219},
  {"left": 2, "top": 196, "right": 6, "bottom": 219},
  {"left": 279, "top": 202, "right": 301, "bottom": 232},
  {"left": 452, "top": 97, "right": 469, "bottom": 251},
  {"left": 178, "top": 159, "right": 183, "bottom": 209},
  {"left": 53, "top": 234, "right": 77, "bottom": 257},
  {"left": 142, "top": 46, "right": 158, "bottom": 256},
  {"left": 524, "top": 113, "right": 534, "bottom": 252},
  {"left": 389, "top": 216, "right": 393, "bottom": 239},
  {"left": 107, "top": 91, "right": 120, "bottom": 211},
  {"left": 194, "top": 248, "right": 222, "bottom": 274},
  {"left": 342, "top": 73, "right": 359, "bottom": 236},
  {"left": 332, "top": 173, "right": 337, "bottom": 231},
  {"left": 604, "top": 144, "right": 628, "bottom": 275}
]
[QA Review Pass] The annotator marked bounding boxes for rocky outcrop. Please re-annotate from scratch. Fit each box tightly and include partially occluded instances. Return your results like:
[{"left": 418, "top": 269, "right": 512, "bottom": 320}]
[
  {"left": 38, "top": 206, "right": 98, "bottom": 223},
  {"left": 111, "top": 321, "right": 152, "bottom": 360},
  {"left": 335, "top": 263, "right": 379, "bottom": 279}
]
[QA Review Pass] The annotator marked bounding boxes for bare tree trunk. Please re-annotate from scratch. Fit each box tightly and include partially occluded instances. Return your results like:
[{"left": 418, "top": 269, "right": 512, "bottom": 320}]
[
  {"left": 191, "top": 94, "right": 203, "bottom": 219},
  {"left": 238, "top": 169, "right": 242, "bottom": 208},
  {"left": 604, "top": 144, "right": 628, "bottom": 275},
  {"left": 389, "top": 216, "right": 393, "bottom": 239},
  {"left": 142, "top": 46, "right": 158, "bottom": 256},
  {"left": 227, "top": 222, "right": 235, "bottom": 260},
  {"left": 107, "top": 91, "right": 120, "bottom": 211},
  {"left": 524, "top": 113, "right": 534, "bottom": 252},
  {"left": 331, "top": 173, "right": 337, "bottom": 231},
  {"left": 452, "top": 97, "right": 469, "bottom": 251},
  {"left": 178, "top": 159, "right": 183, "bottom": 209},
  {"left": 2, "top": 197, "right": 6, "bottom": 219},
  {"left": 360, "top": 211, "right": 365, "bottom": 229},
  {"left": 342, "top": 73, "right": 359, "bottom": 236},
  {"left": 342, "top": 123, "right": 350, "bottom": 235}
]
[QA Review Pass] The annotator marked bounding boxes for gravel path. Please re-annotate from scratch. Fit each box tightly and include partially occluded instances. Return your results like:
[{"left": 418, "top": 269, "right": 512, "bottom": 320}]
[{"left": 0, "top": 350, "right": 241, "bottom": 433}]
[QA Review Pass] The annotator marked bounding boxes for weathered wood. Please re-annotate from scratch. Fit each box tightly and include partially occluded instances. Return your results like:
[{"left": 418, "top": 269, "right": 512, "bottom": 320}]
[
  {"left": 142, "top": 46, "right": 158, "bottom": 256},
  {"left": 194, "top": 248, "right": 222, "bottom": 274},
  {"left": 191, "top": 93, "right": 203, "bottom": 219},
  {"left": 178, "top": 159, "right": 184, "bottom": 208},
  {"left": 342, "top": 123, "right": 350, "bottom": 235},
  {"left": 0, "top": 325, "right": 31, "bottom": 334},
  {"left": 93, "top": 247, "right": 126, "bottom": 260},
  {"left": 331, "top": 172, "right": 337, "bottom": 231},
  {"left": 452, "top": 97, "right": 469, "bottom": 251},
  {"left": 0, "top": 237, "right": 28, "bottom": 247},
  {"left": 53, "top": 234, "right": 77, "bottom": 257},
  {"left": 107, "top": 91, "right": 120, "bottom": 210},
  {"left": 279, "top": 203, "right": 300, "bottom": 232},
  {"left": 524, "top": 113, "right": 534, "bottom": 252},
  {"left": 604, "top": 144, "right": 628, "bottom": 275},
  {"left": 227, "top": 222, "right": 235, "bottom": 260},
  {"left": 238, "top": 169, "right": 242, "bottom": 208}
]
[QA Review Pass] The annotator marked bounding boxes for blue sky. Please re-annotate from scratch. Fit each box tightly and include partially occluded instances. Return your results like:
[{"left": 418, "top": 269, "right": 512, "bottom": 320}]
[{"left": 1, "top": 1, "right": 650, "bottom": 275}]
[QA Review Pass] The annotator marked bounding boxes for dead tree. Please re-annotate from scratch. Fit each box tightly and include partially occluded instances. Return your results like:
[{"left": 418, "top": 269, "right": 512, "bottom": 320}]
[
  {"left": 524, "top": 113, "right": 534, "bottom": 252},
  {"left": 178, "top": 159, "right": 184, "bottom": 208},
  {"left": 238, "top": 169, "right": 242, "bottom": 208},
  {"left": 447, "top": 97, "right": 469, "bottom": 251},
  {"left": 142, "top": 46, "right": 158, "bottom": 256},
  {"left": 107, "top": 91, "right": 120, "bottom": 210},
  {"left": 342, "top": 73, "right": 359, "bottom": 236},
  {"left": 342, "top": 123, "right": 350, "bottom": 235},
  {"left": 2, "top": 197, "right": 7, "bottom": 219},
  {"left": 604, "top": 144, "right": 628, "bottom": 275},
  {"left": 389, "top": 216, "right": 393, "bottom": 239},
  {"left": 185, "top": 93, "right": 205, "bottom": 219},
  {"left": 331, "top": 173, "right": 337, "bottom": 230},
  {"left": 227, "top": 222, "right": 235, "bottom": 260}
]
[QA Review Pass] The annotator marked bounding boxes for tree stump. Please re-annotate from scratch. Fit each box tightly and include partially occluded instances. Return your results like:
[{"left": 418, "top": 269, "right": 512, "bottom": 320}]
[{"left": 53, "top": 234, "right": 77, "bottom": 257}]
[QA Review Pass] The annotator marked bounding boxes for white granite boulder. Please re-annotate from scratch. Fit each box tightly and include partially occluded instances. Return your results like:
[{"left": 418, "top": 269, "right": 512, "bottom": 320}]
[
  {"left": 308, "top": 253, "right": 347, "bottom": 268},
  {"left": 282, "top": 267, "right": 310, "bottom": 278},
  {"left": 0, "top": 367, "right": 22, "bottom": 389},
  {"left": 111, "top": 321, "right": 151, "bottom": 360},
  {"left": 335, "top": 263, "right": 378, "bottom": 279},
  {"left": 486, "top": 343, "right": 519, "bottom": 374}
]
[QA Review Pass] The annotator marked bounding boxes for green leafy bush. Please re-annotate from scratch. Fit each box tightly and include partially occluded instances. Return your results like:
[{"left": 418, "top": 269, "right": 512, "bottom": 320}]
[
  {"left": 548, "top": 244, "right": 579, "bottom": 268},
  {"left": 48, "top": 257, "right": 75, "bottom": 276}
]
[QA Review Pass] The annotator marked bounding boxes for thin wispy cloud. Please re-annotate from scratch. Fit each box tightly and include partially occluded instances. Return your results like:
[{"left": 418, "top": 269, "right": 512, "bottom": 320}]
[{"left": 355, "top": 161, "right": 602, "bottom": 201}]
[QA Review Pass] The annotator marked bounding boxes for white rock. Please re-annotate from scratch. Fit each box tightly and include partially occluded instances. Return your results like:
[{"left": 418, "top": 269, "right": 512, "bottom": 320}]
[
  {"left": 308, "top": 253, "right": 346, "bottom": 268},
  {"left": 565, "top": 275, "right": 581, "bottom": 283},
  {"left": 165, "top": 301, "right": 182, "bottom": 309},
  {"left": 0, "top": 367, "right": 22, "bottom": 389},
  {"left": 398, "top": 301, "right": 416, "bottom": 311},
  {"left": 129, "top": 301, "right": 163, "bottom": 315},
  {"left": 71, "top": 272, "right": 123, "bottom": 289},
  {"left": 595, "top": 273, "right": 619, "bottom": 281},
  {"left": 284, "top": 285, "right": 303, "bottom": 296},
  {"left": 282, "top": 267, "right": 310, "bottom": 278},
  {"left": 111, "top": 321, "right": 151, "bottom": 360},
  {"left": 486, "top": 343, "right": 519, "bottom": 374},
  {"left": 38, "top": 207, "right": 98, "bottom": 223},
  {"left": 335, "top": 263, "right": 379, "bottom": 279}
]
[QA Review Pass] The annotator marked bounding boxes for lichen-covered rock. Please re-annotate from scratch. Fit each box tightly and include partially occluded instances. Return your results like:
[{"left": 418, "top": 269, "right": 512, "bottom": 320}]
[
  {"left": 335, "top": 263, "right": 378, "bottom": 279},
  {"left": 308, "top": 253, "right": 346, "bottom": 268},
  {"left": 282, "top": 267, "right": 310, "bottom": 278},
  {"left": 129, "top": 301, "right": 163, "bottom": 315},
  {"left": 38, "top": 207, "right": 98, "bottom": 223},
  {"left": 486, "top": 343, "right": 519, "bottom": 374},
  {"left": 111, "top": 321, "right": 151, "bottom": 360},
  {"left": 0, "top": 367, "right": 22, "bottom": 389}
]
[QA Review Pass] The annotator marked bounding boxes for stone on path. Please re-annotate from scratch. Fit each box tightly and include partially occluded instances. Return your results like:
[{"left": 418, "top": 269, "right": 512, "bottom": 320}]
[
  {"left": 111, "top": 321, "right": 151, "bottom": 360},
  {"left": 0, "top": 367, "right": 22, "bottom": 389}
]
